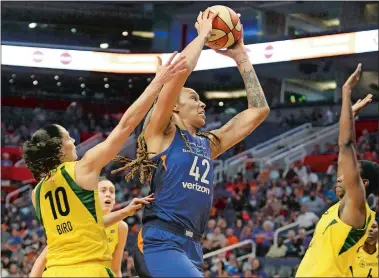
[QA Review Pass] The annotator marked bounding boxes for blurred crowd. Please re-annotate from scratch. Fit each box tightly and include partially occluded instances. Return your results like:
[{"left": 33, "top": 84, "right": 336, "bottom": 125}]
[{"left": 1, "top": 105, "right": 379, "bottom": 277}]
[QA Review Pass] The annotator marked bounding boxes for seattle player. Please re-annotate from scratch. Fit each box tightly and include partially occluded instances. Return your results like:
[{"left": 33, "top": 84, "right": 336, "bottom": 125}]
[
  {"left": 113, "top": 11, "right": 270, "bottom": 277},
  {"left": 296, "top": 64, "right": 378, "bottom": 277},
  {"left": 350, "top": 219, "right": 378, "bottom": 278},
  {"left": 24, "top": 52, "right": 188, "bottom": 277},
  {"left": 29, "top": 178, "right": 128, "bottom": 277}
]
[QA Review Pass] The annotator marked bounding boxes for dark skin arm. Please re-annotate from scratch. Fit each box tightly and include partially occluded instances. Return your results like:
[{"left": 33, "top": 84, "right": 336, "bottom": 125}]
[{"left": 338, "top": 64, "right": 370, "bottom": 229}]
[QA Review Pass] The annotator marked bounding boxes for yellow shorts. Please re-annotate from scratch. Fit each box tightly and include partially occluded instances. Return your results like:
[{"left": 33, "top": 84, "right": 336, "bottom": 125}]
[{"left": 43, "top": 264, "right": 114, "bottom": 277}]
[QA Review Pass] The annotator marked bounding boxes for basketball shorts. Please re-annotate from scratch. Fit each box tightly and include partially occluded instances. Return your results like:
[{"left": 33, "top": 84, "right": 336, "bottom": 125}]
[{"left": 134, "top": 220, "right": 204, "bottom": 277}]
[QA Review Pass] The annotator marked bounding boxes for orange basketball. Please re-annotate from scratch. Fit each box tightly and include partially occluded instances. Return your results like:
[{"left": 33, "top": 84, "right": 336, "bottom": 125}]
[{"left": 205, "top": 5, "right": 242, "bottom": 50}]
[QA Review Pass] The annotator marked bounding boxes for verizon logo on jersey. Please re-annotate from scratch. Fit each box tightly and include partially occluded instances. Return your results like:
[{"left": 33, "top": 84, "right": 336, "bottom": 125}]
[{"left": 182, "top": 181, "right": 210, "bottom": 195}]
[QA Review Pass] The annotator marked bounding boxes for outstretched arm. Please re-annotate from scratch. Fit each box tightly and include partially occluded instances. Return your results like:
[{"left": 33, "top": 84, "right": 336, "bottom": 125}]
[
  {"left": 338, "top": 64, "right": 368, "bottom": 229},
  {"left": 103, "top": 195, "right": 154, "bottom": 228},
  {"left": 30, "top": 246, "right": 47, "bottom": 277},
  {"left": 76, "top": 54, "right": 187, "bottom": 190},
  {"left": 145, "top": 10, "right": 216, "bottom": 136},
  {"left": 111, "top": 222, "right": 129, "bottom": 277},
  {"left": 210, "top": 27, "right": 270, "bottom": 159}
]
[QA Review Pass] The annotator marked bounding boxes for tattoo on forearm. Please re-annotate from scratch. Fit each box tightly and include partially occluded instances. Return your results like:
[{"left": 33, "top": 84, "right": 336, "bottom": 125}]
[
  {"left": 241, "top": 68, "right": 268, "bottom": 108},
  {"left": 237, "top": 58, "right": 249, "bottom": 66}
]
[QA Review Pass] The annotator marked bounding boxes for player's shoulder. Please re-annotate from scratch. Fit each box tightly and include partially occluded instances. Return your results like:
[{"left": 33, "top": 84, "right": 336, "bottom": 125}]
[{"left": 118, "top": 221, "right": 128, "bottom": 232}]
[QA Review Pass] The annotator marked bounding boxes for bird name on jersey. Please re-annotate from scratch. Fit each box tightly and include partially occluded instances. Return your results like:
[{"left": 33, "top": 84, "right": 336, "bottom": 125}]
[{"left": 56, "top": 221, "right": 73, "bottom": 235}]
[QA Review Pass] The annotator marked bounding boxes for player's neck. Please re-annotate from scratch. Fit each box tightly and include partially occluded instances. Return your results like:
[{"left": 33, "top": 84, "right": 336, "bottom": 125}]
[{"left": 363, "top": 243, "right": 377, "bottom": 255}]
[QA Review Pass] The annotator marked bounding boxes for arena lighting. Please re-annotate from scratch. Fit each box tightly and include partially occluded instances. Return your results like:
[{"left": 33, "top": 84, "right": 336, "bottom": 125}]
[
  {"left": 122, "top": 31, "right": 129, "bottom": 36},
  {"left": 54, "top": 75, "right": 59, "bottom": 80},
  {"left": 1, "top": 29, "right": 377, "bottom": 73},
  {"left": 205, "top": 90, "right": 247, "bottom": 99},
  {"left": 71, "top": 28, "right": 77, "bottom": 33},
  {"left": 29, "top": 23, "right": 37, "bottom": 29},
  {"left": 80, "top": 83, "right": 85, "bottom": 88},
  {"left": 219, "top": 101, "right": 224, "bottom": 107},
  {"left": 104, "top": 84, "right": 109, "bottom": 88},
  {"left": 33, "top": 80, "right": 38, "bottom": 85},
  {"left": 100, "top": 43, "right": 109, "bottom": 49}
]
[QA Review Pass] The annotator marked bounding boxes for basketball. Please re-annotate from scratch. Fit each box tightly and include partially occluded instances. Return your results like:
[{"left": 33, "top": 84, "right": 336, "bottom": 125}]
[{"left": 205, "top": 5, "right": 242, "bottom": 50}]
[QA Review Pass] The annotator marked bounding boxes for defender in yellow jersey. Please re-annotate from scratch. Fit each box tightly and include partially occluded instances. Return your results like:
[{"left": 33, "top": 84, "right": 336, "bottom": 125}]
[
  {"left": 24, "top": 53, "right": 187, "bottom": 277},
  {"left": 30, "top": 178, "right": 129, "bottom": 277},
  {"left": 99, "top": 178, "right": 129, "bottom": 277},
  {"left": 350, "top": 220, "right": 378, "bottom": 278},
  {"left": 296, "top": 65, "right": 379, "bottom": 277}
]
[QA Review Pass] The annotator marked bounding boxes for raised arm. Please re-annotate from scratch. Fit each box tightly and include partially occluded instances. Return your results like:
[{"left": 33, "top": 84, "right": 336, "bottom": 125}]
[
  {"left": 145, "top": 10, "right": 216, "bottom": 136},
  {"left": 210, "top": 27, "right": 270, "bottom": 159},
  {"left": 75, "top": 54, "right": 187, "bottom": 189},
  {"left": 337, "top": 94, "right": 373, "bottom": 172},
  {"left": 338, "top": 64, "right": 368, "bottom": 229}
]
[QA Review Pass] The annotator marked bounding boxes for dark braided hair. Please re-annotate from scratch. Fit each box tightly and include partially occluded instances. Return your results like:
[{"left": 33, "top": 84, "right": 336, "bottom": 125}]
[
  {"left": 112, "top": 103, "right": 220, "bottom": 184},
  {"left": 23, "top": 124, "right": 64, "bottom": 181}
]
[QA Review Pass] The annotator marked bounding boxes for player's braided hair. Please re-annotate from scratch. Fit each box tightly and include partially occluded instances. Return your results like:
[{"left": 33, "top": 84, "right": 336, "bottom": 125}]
[{"left": 112, "top": 105, "right": 220, "bottom": 184}]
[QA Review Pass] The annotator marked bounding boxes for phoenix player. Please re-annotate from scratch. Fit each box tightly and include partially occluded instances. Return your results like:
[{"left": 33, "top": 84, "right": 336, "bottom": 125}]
[{"left": 296, "top": 64, "right": 378, "bottom": 277}]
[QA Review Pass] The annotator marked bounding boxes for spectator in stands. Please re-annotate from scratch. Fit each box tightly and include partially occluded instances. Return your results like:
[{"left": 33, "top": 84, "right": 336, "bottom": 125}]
[
  {"left": 1, "top": 153, "right": 13, "bottom": 166},
  {"left": 225, "top": 228, "right": 239, "bottom": 246},
  {"left": 206, "top": 219, "right": 216, "bottom": 237},
  {"left": 254, "top": 220, "right": 275, "bottom": 256},
  {"left": 8, "top": 228, "right": 22, "bottom": 247},
  {"left": 225, "top": 254, "right": 239, "bottom": 275},
  {"left": 311, "top": 144, "right": 321, "bottom": 155},
  {"left": 214, "top": 261, "right": 229, "bottom": 277},
  {"left": 297, "top": 228, "right": 311, "bottom": 249},
  {"left": 208, "top": 227, "right": 227, "bottom": 251},
  {"left": 285, "top": 230, "right": 303, "bottom": 257},
  {"left": 297, "top": 205, "right": 319, "bottom": 230},
  {"left": 269, "top": 164, "right": 281, "bottom": 181},
  {"left": 249, "top": 258, "right": 268, "bottom": 278},
  {"left": 301, "top": 190, "right": 325, "bottom": 215},
  {"left": 303, "top": 166, "right": 319, "bottom": 187},
  {"left": 265, "top": 237, "right": 287, "bottom": 258},
  {"left": 233, "top": 219, "right": 244, "bottom": 238}
]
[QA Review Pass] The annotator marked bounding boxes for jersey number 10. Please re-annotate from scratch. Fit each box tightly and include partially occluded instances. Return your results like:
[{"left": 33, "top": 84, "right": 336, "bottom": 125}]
[
  {"left": 45, "top": 187, "right": 70, "bottom": 220},
  {"left": 189, "top": 156, "right": 210, "bottom": 184}
]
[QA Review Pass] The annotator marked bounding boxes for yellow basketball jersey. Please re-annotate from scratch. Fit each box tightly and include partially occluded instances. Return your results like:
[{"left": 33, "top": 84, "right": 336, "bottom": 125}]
[
  {"left": 105, "top": 222, "right": 119, "bottom": 255},
  {"left": 350, "top": 244, "right": 378, "bottom": 278},
  {"left": 33, "top": 162, "right": 112, "bottom": 268},
  {"left": 296, "top": 202, "right": 375, "bottom": 277}
]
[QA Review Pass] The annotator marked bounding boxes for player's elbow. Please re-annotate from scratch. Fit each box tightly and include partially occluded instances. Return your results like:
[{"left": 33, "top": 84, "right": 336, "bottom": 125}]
[{"left": 248, "top": 106, "right": 270, "bottom": 124}]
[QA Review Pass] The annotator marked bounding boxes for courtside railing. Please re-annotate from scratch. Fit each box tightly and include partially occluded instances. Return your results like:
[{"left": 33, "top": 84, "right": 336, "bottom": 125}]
[
  {"left": 274, "top": 221, "right": 315, "bottom": 246},
  {"left": 203, "top": 239, "right": 256, "bottom": 262},
  {"left": 5, "top": 184, "right": 32, "bottom": 209},
  {"left": 220, "top": 123, "right": 313, "bottom": 182}
]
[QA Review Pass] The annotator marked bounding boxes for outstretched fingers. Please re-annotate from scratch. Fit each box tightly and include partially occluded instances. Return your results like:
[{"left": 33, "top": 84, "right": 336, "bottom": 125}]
[{"left": 165, "top": 51, "right": 179, "bottom": 66}]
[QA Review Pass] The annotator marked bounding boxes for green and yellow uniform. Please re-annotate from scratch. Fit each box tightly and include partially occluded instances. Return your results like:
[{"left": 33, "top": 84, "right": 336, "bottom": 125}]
[
  {"left": 105, "top": 222, "right": 119, "bottom": 255},
  {"left": 350, "top": 244, "right": 378, "bottom": 278},
  {"left": 33, "top": 162, "right": 113, "bottom": 277},
  {"left": 296, "top": 202, "right": 375, "bottom": 277}
]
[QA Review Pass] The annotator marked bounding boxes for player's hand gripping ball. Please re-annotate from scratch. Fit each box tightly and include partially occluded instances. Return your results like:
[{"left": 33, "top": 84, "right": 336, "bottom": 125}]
[{"left": 204, "top": 5, "right": 242, "bottom": 50}]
